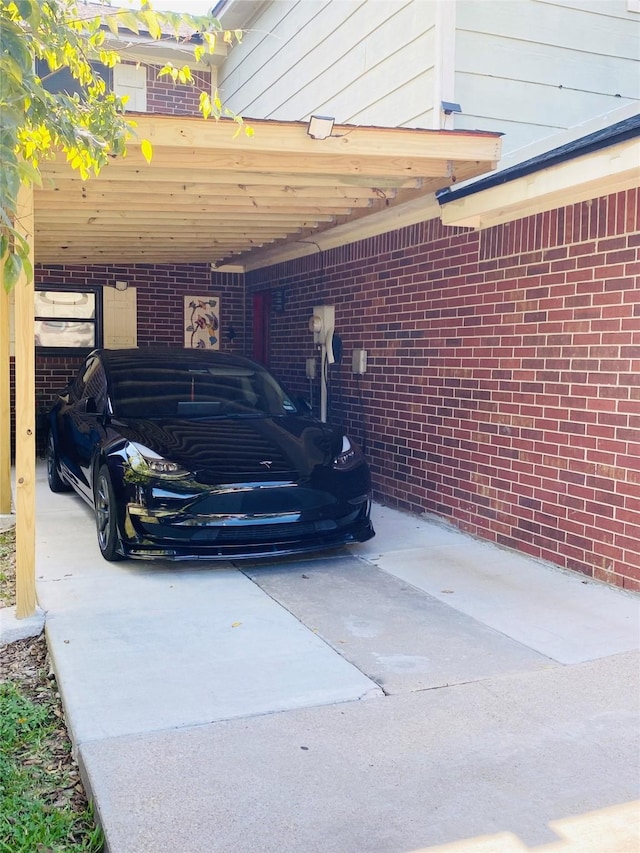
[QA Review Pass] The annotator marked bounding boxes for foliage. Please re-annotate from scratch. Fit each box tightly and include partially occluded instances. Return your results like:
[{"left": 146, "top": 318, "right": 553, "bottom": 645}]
[
  {"left": 0, "top": 674, "right": 104, "bottom": 852},
  {"left": 0, "top": 0, "right": 248, "bottom": 290},
  {"left": 0, "top": 527, "right": 16, "bottom": 608}
]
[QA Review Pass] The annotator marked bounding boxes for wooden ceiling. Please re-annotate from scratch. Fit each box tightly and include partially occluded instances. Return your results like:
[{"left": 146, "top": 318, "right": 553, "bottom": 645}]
[{"left": 35, "top": 114, "right": 502, "bottom": 268}]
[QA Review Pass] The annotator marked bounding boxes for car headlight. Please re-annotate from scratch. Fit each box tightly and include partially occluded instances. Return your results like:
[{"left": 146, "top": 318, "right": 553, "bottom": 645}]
[
  {"left": 127, "top": 444, "right": 191, "bottom": 481},
  {"left": 332, "top": 436, "right": 363, "bottom": 471}
]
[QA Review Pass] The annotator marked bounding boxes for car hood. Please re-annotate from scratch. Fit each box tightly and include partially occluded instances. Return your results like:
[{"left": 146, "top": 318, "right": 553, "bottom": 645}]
[{"left": 111, "top": 414, "right": 339, "bottom": 483}]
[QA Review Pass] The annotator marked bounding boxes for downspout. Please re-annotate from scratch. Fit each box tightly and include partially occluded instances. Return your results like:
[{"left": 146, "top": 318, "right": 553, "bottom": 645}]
[{"left": 433, "top": 0, "right": 457, "bottom": 130}]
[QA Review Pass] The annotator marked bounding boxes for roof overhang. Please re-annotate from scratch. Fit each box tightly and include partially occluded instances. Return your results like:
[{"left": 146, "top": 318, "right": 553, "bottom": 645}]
[
  {"left": 439, "top": 111, "right": 640, "bottom": 230},
  {"left": 440, "top": 138, "right": 640, "bottom": 229},
  {"left": 34, "top": 114, "right": 502, "bottom": 270}
]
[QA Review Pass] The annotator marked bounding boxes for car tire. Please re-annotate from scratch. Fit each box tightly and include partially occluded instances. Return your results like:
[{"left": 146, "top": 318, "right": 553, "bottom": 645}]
[
  {"left": 47, "top": 432, "right": 70, "bottom": 493},
  {"left": 95, "top": 465, "right": 123, "bottom": 562}
]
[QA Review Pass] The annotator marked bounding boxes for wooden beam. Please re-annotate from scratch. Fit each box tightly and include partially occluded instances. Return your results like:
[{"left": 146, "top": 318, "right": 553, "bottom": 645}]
[
  {"left": 35, "top": 212, "right": 337, "bottom": 226},
  {"left": 40, "top": 181, "right": 388, "bottom": 200},
  {"left": 14, "top": 183, "right": 36, "bottom": 619},
  {"left": 441, "top": 138, "right": 640, "bottom": 229},
  {"left": 37, "top": 244, "right": 277, "bottom": 264},
  {"left": 105, "top": 148, "right": 457, "bottom": 179},
  {"left": 132, "top": 114, "right": 502, "bottom": 162},
  {"left": 40, "top": 164, "right": 423, "bottom": 189},
  {"left": 35, "top": 195, "right": 369, "bottom": 211},
  {"left": 240, "top": 194, "right": 442, "bottom": 271},
  {"left": 0, "top": 257, "right": 11, "bottom": 515}
]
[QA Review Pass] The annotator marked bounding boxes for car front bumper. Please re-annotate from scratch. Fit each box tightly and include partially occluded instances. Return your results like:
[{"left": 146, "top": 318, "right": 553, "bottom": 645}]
[{"left": 118, "top": 480, "right": 375, "bottom": 560}]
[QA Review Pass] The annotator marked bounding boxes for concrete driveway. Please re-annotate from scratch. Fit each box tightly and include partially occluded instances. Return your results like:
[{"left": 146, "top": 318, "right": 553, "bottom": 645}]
[{"left": 30, "top": 467, "right": 640, "bottom": 852}]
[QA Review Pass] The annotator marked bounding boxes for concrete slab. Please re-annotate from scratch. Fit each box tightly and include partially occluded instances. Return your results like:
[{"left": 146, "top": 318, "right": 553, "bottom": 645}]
[
  {"left": 0, "top": 605, "right": 45, "bottom": 645},
  {"left": 32, "top": 467, "right": 640, "bottom": 852},
  {"left": 0, "top": 512, "right": 14, "bottom": 533},
  {"left": 245, "top": 555, "right": 557, "bottom": 694},
  {"left": 354, "top": 505, "right": 640, "bottom": 665},
  {"left": 37, "top": 480, "right": 380, "bottom": 746},
  {"left": 79, "top": 650, "right": 639, "bottom": 853},
  {"left": 44, "top": 565, "right": 380, "bottom": 745}
]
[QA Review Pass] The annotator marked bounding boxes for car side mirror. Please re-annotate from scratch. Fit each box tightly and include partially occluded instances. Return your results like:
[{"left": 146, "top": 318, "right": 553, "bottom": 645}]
[{"left": 296, "top": 396, "right": 312, "bottom": 414}]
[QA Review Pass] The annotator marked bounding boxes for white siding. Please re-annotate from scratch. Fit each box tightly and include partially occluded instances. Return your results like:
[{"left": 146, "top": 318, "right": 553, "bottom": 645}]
[
  {"left": 455, "top": 0, "right": 640, "bottom": 153},
  {"left": 218, "top": 0, "right": 439, "bottom": 126},
  {"left": 218, "top": 0, "right": 639, "bottom": 151}
]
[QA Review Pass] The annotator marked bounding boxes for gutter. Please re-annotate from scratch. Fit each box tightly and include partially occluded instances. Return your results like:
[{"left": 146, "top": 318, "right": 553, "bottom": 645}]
[{"left": 437, "top": 112, "right": 640, "bottom": 205}]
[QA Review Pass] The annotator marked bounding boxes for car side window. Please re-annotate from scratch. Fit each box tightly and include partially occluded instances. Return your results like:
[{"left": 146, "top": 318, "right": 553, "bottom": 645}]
[{"left": 73, "top": 357, "right": 107, "bottom": 412}]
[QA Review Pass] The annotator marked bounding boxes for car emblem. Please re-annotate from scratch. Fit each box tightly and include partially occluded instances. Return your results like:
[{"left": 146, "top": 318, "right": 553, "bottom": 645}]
[{"left": 260, "top": 460, "right": 273, "bottom": 469}]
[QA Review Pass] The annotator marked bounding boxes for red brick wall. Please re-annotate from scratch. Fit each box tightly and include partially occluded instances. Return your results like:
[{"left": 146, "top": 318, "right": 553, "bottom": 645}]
[
  {"left": 144, "top": 65, "right": 212, "bottom": 115},
  {"left": 118, "top": 61, "right": 212, "bottom": 116},
  {"left": 23, "top": 263, "right": 244, "bottom": 413},
  {"left": 246, "top": 189, "right": 640, "bottom": 591}
]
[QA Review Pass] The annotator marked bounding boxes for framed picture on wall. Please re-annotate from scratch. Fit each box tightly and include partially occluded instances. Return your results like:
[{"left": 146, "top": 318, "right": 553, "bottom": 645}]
[{"left": 184, "top": 296, "right": 220, "bottom": 349}]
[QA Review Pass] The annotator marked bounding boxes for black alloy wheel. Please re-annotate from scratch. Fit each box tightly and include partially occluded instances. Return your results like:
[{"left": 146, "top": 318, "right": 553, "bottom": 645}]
[
  {"left": 47, "top": 432, "right": 70, "bottom": 493},
  {"left": 95, "top": 465, "right": 122, "bottom": 561}
]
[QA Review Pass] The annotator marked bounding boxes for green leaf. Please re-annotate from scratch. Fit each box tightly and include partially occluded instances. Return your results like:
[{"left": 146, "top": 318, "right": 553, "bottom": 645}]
[
  {"left": 141, "top": 10, "right": 162, "bottom": 40},
  {"left": 2, "top": 252, "right": 22, "bottom": 291},
  {"left": 115, "top": 12, "right": 140, "bottom": 36},
  {"left": 16, "top": 0, "right": 42, "bottom": 32},
  {"left": 17, "top": 160, "right": 42, "bottom": 188},
  {"left": 140, "top": 138, "right": 153, "bottom": 164},
  {"left": 199, "top": 91, "right": 212, "bottom": 120},
  {"left": 20, "top": 251, "right": 33, "bottom": 284},
  {"left": 105, "top": 14, "right": 120, "bottom": 38}
]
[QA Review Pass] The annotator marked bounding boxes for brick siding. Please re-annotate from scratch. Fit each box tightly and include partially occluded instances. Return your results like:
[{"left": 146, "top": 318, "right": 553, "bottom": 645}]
[
  {"left": 246, "top": 189, "right": 640, "bottom": 591},
  {"left": 144, "top": 65, "right": 212, "bottom": 116},
  {"left": 19, "top": 263, "right": 244, "bottom": 418},
  {"left": 18, "top": 177, "right": 640, "bottom": 589}
]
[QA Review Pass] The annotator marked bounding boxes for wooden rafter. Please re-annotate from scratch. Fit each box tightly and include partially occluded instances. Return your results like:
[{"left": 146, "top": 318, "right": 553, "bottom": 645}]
[{"left": 35, "top": 114, "right": 502, "bottom": 267}]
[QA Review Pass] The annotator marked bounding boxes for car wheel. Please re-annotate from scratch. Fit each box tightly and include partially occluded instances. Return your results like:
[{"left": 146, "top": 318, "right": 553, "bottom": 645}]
[
  {"left": 47, "top": 432, "right": 70, "bottom": 493},
  {"left": 95, "top": 465, "right": 123, "bottom": 562}
]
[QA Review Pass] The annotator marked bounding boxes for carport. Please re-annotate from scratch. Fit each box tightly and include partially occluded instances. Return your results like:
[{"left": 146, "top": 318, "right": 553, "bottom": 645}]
[{"left": 0, "top": 113, "right": 503, "bottom": 616}]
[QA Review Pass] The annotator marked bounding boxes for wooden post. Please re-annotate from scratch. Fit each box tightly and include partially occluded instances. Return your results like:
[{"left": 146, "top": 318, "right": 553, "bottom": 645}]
[
  {"left": 0, "top": 257, "right": 12, "bottom": 515},
  {"left": 14, "top": 184, "right": 36, "bottom": 619}
]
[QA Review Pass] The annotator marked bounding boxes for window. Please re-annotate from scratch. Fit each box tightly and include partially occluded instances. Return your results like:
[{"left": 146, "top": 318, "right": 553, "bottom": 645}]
[
  {"left": 35, "top": 59, "right": 112, "bottom": 98},
  {"left": 35, "top": 59, "right": 148, "bottom": 111},
  {"left": 72, "top": 355, "right": 109, "bottom": 413},
  {"left": 113, "top": 64, "right": 148, "bottom": 112},
  {"left": 35, "top": 288, "right": 102, "bottom": 352}
]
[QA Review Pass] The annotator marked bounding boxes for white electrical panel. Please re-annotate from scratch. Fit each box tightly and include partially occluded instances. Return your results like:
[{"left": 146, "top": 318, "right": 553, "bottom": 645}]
[
  {"left": 352, "top": 349, "right": 367, "bottom": 374},
  {"left": 306, "top": 357, "right": 317, "bottom": 379}
]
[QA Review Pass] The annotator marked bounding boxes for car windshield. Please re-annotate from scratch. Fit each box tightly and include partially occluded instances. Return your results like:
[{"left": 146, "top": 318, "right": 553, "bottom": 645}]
[{"left": 109, "top": 362, "right": 298, "bottom": 419}]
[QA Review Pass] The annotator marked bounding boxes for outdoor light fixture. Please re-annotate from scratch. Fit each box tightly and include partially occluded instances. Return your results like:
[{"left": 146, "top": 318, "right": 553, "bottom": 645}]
[
  {"left": 441, "top": 101, "right": 462, "bottom": 116},
  {"left": 307, "top": 115, "right": 335, "bottom": 140}
]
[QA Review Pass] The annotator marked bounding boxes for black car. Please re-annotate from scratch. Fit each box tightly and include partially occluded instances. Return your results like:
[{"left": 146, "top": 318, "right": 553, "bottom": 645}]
[{"left": 46, "top": 348, "right": 374, "bottom": 561}]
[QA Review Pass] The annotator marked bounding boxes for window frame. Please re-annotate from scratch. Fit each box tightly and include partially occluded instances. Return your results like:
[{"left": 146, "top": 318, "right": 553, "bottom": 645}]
[
  {"left": 35, "top": 285, "right": 103, "bottom": 356},
  {"left": 35, "top": 59, "right": 113, "bottom": 98}
]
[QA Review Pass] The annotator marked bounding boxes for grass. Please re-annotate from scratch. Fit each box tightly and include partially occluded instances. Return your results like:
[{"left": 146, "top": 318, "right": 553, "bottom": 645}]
[
  {"left": 0, "top": 681, "right": 103, "bottom": 853},
  {"left": 0, "top": 528, "right": 104, "bottom": 853},
  {"left": 0, "top": 527, "right": 16, "bottom": 608}
]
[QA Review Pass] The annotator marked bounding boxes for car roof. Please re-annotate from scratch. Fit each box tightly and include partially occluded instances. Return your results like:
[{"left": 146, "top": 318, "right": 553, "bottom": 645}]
[{"left": 94, "top": 348, "right": 261, "bottom": 371}]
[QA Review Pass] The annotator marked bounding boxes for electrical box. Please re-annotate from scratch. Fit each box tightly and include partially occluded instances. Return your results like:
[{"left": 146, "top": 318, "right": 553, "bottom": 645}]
[
  {"left": 308, "top": 305, "right": 335, "bottom": 363},
  {"left": 305, "top": 357, "right": 316, "bottom": 380},
  {"left": 352, "top": 349, "right": 367, "bottom": 374}
]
